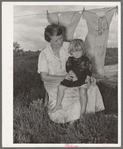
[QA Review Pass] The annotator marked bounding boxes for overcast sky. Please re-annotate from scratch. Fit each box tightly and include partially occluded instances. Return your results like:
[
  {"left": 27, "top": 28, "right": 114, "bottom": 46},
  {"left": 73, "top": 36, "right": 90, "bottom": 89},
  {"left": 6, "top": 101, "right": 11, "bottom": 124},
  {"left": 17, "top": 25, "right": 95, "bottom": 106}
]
[{"left": 13, "top": 3, "right": 118, "bottom": 51}]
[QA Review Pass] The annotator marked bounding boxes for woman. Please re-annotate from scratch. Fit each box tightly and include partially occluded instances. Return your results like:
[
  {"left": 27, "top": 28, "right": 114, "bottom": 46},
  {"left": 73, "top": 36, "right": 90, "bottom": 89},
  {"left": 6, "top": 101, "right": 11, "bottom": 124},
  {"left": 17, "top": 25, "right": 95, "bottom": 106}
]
[{"left": 38, "top": 24, "right": 105, "bottom": 123}]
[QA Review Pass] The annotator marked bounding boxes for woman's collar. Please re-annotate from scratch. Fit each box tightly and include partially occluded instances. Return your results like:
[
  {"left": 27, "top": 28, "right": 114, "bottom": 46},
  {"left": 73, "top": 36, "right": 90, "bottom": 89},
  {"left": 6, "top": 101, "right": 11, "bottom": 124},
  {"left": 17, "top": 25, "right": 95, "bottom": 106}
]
[
  {"left": 49, "top": 43, "right": 63, "bottom": 54},
  {"left": 49, "top": 44, "right": 54, "bottom": 54}
]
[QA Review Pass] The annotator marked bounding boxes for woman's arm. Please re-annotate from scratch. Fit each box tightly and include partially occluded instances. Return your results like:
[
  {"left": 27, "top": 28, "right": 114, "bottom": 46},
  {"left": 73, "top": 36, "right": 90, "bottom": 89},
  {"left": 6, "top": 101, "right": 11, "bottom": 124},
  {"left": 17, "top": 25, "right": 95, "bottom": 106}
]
[
  {"left": 41, "top": 72, "right": 76, "bottom": 83},
  {"left": 40, "top": 72, "right": 65, "bottom": 83}
]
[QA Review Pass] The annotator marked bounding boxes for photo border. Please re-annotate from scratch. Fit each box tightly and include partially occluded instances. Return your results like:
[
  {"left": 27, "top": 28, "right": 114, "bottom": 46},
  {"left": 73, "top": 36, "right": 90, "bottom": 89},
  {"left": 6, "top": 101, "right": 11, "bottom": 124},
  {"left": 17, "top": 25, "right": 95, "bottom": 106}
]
[{"left": 1, "top": 0, "right": 122, "bottom": 148}]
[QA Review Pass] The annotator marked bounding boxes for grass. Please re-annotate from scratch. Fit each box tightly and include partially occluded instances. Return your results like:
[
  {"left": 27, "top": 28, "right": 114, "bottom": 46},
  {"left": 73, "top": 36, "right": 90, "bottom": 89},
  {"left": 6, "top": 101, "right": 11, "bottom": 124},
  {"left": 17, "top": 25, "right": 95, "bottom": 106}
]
[
  {"left": 14, "top": 48, "right": 118, "bottom": 143},
  {"left": 14, "top": 103, "right": 118, "bottom": 143}
]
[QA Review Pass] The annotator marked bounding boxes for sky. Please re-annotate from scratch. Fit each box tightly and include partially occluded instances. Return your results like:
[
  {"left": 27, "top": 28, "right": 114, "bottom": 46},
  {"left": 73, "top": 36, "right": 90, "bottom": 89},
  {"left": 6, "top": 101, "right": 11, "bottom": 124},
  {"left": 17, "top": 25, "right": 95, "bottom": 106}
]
[{"left": 13, "top": 3, "right": 119, "bottom": 51}]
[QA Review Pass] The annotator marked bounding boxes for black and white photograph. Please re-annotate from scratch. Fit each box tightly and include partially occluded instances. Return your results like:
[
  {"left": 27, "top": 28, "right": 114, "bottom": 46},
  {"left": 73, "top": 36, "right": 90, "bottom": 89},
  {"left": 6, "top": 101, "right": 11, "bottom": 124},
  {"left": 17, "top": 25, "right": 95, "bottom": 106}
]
[{"left": 2, "top": 1, "right": 121, "bottom": 147}]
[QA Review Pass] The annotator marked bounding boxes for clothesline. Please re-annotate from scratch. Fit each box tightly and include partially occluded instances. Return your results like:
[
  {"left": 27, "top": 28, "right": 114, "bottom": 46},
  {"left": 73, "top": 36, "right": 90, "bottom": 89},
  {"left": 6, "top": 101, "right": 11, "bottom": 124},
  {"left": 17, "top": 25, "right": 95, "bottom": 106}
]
[
  {"left": 14, "top": 13, "right": 46, "bottom": 18},
  {"left": 83, "top": 6, "right": 118, "bottom": 14},
  {"left": 13, "top": 6, "right": 118, "bottom": 19},
  {"left": 48, "top": 6, "right": 118, "bottom": 15}
]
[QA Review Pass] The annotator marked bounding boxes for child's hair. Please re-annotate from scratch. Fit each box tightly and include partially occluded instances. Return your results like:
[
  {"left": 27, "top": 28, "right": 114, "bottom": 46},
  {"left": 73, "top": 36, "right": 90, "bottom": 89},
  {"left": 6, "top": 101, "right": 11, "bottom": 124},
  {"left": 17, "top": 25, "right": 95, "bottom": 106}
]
[{"left": 68, "top": 39, "right": 86, "bottom": 55}]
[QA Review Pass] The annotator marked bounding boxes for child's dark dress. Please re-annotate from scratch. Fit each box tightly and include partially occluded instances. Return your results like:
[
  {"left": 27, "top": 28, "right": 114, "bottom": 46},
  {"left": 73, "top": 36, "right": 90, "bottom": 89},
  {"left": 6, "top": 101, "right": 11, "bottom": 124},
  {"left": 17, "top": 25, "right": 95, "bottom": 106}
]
[{"left": 60, "top": 55, "right": 92, "bottom": 87}]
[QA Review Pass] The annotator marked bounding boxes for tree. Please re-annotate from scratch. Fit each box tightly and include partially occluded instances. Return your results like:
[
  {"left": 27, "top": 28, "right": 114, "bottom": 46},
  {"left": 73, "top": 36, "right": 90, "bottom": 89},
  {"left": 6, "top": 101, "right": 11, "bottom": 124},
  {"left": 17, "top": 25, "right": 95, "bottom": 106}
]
[
  {"left": 13, "top": 42, "right": 24, "bottom": 55},
  {"left": 13, "top": 42, "right": 20, "bottom": 51}
]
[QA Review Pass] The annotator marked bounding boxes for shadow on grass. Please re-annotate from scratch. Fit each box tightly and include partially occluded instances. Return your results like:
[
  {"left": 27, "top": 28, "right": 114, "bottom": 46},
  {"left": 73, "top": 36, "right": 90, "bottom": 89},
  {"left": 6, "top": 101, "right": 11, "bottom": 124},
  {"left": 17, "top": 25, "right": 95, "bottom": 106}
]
[{"left": 97, "top": 81, "right": 118, "bottom": 116}]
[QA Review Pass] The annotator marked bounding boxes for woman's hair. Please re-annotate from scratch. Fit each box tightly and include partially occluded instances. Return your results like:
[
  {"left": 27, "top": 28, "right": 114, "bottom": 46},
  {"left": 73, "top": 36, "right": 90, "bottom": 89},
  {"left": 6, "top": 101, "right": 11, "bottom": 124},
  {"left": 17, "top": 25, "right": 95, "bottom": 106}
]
[
  {"left": 68, "top": 39, "right": 86, "bottom": 55},
  {"left": 44, "top": 24, "right": 65, "bottom": 42}
]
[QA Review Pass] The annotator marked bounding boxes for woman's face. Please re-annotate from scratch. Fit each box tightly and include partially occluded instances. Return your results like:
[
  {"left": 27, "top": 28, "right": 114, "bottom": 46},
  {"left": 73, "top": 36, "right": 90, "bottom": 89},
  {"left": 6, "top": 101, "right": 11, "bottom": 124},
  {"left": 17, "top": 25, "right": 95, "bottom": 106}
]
[{"left": 50, "top": 35, "right": 63, "bottom": 49}]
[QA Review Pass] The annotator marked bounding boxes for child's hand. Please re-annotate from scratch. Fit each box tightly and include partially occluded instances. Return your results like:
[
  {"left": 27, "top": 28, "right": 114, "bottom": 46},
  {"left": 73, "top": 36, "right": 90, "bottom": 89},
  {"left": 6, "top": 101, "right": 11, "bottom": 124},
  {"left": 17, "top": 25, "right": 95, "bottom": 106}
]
[
  {"left": 69, "top": 71, "right": 78, "bottom": 81},
  {"left": 64, "top": 74, "right": 73, "bottom": 81}
]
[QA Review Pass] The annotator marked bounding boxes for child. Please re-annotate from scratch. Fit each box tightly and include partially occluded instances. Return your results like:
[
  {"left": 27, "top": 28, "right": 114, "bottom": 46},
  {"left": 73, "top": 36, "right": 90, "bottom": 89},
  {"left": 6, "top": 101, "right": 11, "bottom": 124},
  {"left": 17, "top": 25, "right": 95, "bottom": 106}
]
[{"left": 51, "top": 39, "right": 92, "bottom": 116}]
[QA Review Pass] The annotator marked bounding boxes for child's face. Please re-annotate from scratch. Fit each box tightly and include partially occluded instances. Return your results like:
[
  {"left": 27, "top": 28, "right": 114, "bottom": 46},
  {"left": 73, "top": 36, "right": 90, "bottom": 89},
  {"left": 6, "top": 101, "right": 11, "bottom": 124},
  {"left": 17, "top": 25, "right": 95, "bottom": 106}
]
[{"left": 71, "top": 49, "right": 83, "bottom": 58}]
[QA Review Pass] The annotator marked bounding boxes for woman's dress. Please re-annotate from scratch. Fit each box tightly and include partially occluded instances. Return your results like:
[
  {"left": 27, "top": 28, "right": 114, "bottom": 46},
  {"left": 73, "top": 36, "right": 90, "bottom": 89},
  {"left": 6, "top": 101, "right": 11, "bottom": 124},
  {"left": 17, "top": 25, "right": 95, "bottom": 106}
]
[{"left": 38, "top": 42, "right": 105, "bottom": 123}]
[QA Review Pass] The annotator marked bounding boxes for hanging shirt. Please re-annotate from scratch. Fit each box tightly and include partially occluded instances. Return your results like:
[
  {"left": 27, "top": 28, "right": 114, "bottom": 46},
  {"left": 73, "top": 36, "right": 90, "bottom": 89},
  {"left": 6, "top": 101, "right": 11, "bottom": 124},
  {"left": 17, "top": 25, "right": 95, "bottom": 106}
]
[{"left": 47, "top": 10, "right": 82, "bottom": 41}]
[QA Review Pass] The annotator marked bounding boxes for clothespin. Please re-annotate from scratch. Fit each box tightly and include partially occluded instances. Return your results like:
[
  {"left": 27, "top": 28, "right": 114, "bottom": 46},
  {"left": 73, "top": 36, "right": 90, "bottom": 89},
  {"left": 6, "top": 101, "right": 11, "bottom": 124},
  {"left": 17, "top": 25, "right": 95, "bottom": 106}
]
[
  {"left": 115, "top": 6, "right": 118, "bottom": 15},
  {"left": 46, "top": 10, "right": 50, "bottom": 19},
  {"left": 82, "top": 7, "right": 85, "bottom": 14},
  {"left": 46, "top": 10, "right": 53, "bottom": 25},
  {"left": 47, "top": 10, "right": 49, "bottom": 15},
  {"left": 81, "top": 7, "right": 85, "bottom": 18},
  {"left": 46, "top": 10, "right": 49, "bottom": 19},
  {"left": 113, "top": 6, "right": 118, "bottom": 16}
]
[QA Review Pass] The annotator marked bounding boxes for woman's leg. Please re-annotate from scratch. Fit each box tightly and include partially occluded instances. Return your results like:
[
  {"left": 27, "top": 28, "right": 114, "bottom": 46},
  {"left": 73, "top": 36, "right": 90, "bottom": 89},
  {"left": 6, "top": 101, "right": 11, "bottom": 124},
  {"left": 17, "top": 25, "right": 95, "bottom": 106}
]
[
  {"left": 52, "top": 84, "right": 67, "bottom": 113},
  {"left": 79, "top": 87, "right": 88, "bottom": 116}
]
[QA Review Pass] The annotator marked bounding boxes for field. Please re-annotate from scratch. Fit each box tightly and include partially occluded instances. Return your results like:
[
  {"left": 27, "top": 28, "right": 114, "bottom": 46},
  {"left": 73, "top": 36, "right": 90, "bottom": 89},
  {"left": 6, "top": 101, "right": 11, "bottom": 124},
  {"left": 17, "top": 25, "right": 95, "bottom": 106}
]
[{"left": 14, "top": 48, "right": 118, "bottom": 143}]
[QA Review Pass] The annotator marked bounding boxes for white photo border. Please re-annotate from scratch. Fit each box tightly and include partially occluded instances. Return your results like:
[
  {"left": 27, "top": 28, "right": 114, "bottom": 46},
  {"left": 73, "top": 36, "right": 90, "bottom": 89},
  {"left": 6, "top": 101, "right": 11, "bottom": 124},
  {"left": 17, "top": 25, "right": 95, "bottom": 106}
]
[{"left": 2, "top": 1, "right": 121, "bottom": 147}]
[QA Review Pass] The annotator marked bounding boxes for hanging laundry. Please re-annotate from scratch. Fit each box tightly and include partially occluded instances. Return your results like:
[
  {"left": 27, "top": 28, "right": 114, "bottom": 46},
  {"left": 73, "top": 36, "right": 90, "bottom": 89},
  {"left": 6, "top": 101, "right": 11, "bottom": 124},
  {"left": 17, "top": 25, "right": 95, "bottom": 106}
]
[
  {"left": 82, "top": 6, "right": 118, "bottom": 78},
  {"left": 47, "top": 10, "right": 82, "bottom": 41},
  {"left": 97, "top": 16, "right": 109, "bottom": 34}
]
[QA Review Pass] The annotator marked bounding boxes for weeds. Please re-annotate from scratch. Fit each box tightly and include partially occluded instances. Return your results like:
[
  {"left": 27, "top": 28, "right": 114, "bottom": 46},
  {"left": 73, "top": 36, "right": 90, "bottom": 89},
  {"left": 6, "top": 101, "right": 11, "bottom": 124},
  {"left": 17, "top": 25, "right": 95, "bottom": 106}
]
[
  {"left": 14, "top": 99, "right": 118, "bottom": 143},
  {"left": 14, "top": 49, "right": 118, "bottom": 143}
]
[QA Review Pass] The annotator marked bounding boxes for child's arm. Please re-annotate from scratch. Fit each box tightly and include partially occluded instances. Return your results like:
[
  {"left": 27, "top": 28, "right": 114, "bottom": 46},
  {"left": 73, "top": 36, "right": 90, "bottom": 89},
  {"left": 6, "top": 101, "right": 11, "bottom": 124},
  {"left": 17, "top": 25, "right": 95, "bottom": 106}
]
[
  {"left": 85, "top": 57, "right": 97, "bottom": 85},
  {"left": 84, "top": 56, "right": 92, "bottom": 77},
  {"left": 69, "top": 70, "right": 78, "bottom": 81},
  {"left": 83, "top": 56, "right": 97, "bottom": 86},
  {"left": 66, "top": 58, "right": 78, "bottom": 81},
  {"left": 66, "top": 57, "right": 77, "bottom": 81},
  {"left": 66, "top": 57, "right": 73, "bottom": 73},
  {"left": 84, "top": 57, "right": 92, "bottom": 88}
]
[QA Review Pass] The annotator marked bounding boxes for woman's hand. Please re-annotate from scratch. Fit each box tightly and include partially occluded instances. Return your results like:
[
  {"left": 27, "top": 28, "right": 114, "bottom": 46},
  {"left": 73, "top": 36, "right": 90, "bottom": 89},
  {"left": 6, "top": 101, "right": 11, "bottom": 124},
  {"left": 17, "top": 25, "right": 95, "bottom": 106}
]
[
  {"left": 48, "top": 100, "right": 54, "bottom": 113},
  {"left": 85, "top": 76, "right": 96, "bottom": 86},
  {"left": 90, "top": 76, "right": 96, "bottom": 86},
  {"left": 85, "top": 75, "right": 91, "bottom": 89}
]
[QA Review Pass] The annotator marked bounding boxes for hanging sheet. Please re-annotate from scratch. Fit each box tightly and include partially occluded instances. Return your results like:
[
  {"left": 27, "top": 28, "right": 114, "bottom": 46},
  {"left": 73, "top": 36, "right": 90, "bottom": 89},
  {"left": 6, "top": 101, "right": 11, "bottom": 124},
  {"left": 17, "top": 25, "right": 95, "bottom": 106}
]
[
  {"left": 47, "top": 10, "right": 82, "bottom": 41},
  {"left": 82, "top": 6, "right": 118, "bottom": 78}
]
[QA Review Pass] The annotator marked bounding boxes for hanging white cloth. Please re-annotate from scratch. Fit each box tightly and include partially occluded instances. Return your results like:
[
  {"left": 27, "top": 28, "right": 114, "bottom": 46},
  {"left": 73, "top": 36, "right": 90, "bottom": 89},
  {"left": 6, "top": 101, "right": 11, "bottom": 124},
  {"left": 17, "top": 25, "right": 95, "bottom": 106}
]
[
  {"left": 82, "top": 6, "right": 118, "bottom": 78},
  {"left": 47, "top": 10, "right": 82, "bottom": 41}
]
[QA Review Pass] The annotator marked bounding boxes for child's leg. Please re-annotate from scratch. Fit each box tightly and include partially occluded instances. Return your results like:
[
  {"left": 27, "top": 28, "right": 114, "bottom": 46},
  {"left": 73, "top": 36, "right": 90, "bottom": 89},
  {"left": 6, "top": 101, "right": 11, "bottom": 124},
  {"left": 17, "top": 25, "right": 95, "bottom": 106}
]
[
  {"left": 52, "top": 84, "right": 67, "bottom": 113},
  {"left": 79, "top": 87, "right": 88, "bottom": 116}
]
